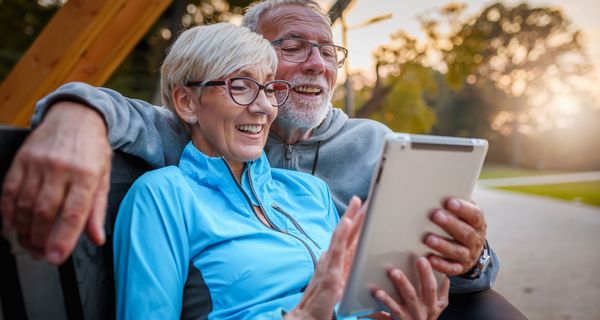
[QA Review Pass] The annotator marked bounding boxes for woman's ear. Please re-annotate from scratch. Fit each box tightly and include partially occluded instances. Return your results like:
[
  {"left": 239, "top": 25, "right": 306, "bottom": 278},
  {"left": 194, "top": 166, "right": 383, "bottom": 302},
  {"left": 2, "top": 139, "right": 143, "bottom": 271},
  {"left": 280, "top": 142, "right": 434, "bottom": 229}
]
[{"left": 172, "top": 86, "right": 197, "bottom": 124}]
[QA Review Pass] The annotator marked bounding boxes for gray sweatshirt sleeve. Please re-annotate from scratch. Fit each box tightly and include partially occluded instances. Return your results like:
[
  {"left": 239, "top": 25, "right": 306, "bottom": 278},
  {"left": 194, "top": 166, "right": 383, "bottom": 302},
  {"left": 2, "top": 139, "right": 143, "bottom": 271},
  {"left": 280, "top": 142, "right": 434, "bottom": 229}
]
[{"left": 31, "top": 82, "right": 189, "bottom": 168}]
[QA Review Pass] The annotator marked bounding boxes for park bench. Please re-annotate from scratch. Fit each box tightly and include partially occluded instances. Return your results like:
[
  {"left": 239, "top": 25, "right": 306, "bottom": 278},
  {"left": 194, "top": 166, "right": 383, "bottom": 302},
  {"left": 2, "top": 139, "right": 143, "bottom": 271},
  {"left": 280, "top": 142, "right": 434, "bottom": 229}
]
[{"left": 0, "top": 125, "right": 526, "bottom": 320}]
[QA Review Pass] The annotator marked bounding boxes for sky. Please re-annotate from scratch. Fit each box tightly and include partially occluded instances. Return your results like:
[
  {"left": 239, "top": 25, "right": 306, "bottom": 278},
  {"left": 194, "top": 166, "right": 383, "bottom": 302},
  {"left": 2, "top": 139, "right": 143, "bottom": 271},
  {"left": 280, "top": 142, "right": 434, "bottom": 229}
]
[{"left": 318, "top": 0, "right": 600, "bottom": 84}]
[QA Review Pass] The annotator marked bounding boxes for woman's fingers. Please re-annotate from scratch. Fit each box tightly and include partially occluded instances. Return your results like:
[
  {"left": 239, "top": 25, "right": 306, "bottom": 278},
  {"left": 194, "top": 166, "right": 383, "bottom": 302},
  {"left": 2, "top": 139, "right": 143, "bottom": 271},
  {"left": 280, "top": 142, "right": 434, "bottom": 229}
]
[
  {"left": 348, "top": 200, "right": 366, "bottom": 244},
  {"left": 437, "top": 276, "right": 450, "bottom": 310},
  {"left": 327, "top": 215, "right": 352, "bottom": 268},
  {"left": 416, "top": 257, "right": 438, "bottom": 310},
  {"left": 343, "top": 196, "right": 362, "bottom": 220},
  {"left": 388, "top": 268, "right": 421, "bottom": 318},
  {"left": 373, "top": 288, "right": 409, "bottom": 320},
  {"left": 371, "top": 258, "right": 449, "bottom": 320}
]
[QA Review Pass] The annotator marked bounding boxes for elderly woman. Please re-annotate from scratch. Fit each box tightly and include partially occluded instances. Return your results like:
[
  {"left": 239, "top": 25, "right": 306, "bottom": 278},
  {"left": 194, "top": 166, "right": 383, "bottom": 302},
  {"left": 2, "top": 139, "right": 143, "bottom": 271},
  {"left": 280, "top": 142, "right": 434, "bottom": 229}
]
[{"left": 113, "top": 23, "right": 448, "bottom": 319}]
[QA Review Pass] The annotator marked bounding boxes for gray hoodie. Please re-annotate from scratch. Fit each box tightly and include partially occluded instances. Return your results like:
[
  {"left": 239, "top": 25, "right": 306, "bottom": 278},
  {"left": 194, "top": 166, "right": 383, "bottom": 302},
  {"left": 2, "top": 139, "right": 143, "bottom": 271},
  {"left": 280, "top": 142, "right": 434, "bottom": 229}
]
[{"left": 33, "top": 81, "right": 498, "bottom": 294}]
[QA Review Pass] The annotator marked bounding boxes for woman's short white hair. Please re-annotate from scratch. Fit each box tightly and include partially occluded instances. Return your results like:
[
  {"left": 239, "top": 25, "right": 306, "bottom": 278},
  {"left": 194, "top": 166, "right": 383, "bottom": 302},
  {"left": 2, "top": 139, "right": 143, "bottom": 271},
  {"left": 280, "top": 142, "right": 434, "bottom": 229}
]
[
  {"left": 242, "top": 0, "right": 331, "bottom": 33},
  {"left": 160, "top": 22, "right": 277, "bottom": 110}
]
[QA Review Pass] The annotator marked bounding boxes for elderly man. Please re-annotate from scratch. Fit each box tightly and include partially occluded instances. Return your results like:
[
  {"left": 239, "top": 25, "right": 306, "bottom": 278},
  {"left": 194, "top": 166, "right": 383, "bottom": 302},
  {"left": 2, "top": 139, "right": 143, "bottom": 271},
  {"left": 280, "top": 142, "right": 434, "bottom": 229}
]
[{"left": 2, "top": 0, "right": 499, "bottom": 314}]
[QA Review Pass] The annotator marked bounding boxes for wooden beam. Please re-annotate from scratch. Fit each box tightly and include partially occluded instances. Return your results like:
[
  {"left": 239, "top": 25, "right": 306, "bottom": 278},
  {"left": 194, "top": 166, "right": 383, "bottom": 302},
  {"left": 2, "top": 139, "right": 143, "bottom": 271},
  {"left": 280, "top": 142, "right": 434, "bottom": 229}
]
[
  {"left": 327, "top": 0, "right": 354, "bottom": 23},
  {"left": 0, "top": 0, "right": 172, "bottom": 127}
]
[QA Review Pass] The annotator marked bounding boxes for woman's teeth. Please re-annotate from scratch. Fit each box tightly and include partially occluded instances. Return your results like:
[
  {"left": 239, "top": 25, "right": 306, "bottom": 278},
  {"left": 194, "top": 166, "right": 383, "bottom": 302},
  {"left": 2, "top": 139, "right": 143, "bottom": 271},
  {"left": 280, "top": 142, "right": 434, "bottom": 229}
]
[{"left": 236, "top": 124, "right": 262, "bottom": 134}]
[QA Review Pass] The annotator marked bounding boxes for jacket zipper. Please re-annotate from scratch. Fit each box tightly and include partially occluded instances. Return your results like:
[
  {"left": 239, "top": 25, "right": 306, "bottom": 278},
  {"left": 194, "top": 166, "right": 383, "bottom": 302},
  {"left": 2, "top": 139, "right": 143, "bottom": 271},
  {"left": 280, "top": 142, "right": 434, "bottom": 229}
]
[
  {"left": 285, "top": 144, "right": 293, "bottom": 160},
  {"left": 247, "top": 164, "right": 318, "bottom": 268},
  {"left": 222, "top": 160, "right": 258, "bottom": 216},
  {"left": 222, "top": 159, "right": 318, "bottom": 268},
  {"left": 271, "top": 203, "right": 321, "bottom": 250}
]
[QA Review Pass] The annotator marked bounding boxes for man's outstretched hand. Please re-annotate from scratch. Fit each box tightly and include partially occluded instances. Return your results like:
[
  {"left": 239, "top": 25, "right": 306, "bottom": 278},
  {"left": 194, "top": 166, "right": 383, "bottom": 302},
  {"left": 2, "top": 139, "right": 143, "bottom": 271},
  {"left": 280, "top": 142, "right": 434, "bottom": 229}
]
[{"left": 1, "top": 101, "right": 112, "bottom": 265}]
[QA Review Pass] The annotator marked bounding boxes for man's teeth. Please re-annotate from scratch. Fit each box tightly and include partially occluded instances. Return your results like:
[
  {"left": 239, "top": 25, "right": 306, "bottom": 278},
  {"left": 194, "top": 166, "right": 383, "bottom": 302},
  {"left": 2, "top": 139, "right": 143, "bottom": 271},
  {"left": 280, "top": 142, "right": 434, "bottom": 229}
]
[
  {"left": 237, "top": 124, "right": 262, "bottom": 134},
  {"left": 294, "top": 86, "right": 322, "bottom": 94}
]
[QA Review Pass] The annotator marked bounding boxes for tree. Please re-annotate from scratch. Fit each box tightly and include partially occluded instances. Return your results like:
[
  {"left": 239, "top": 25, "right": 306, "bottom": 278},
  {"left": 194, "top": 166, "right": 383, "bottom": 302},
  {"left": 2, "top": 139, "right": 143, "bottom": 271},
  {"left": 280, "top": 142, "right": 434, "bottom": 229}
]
[
  {"left": 0, "top": 0, "right": 62, "bottom": 81},
  {"left": 352, "top": 31, "right": 438, "bottom": 133},
  {"left": 441, "top": 2, "right": 592, "bottom": 137},
  {"left": 353, "top": 2, "right": 596, "bottom": 168}
]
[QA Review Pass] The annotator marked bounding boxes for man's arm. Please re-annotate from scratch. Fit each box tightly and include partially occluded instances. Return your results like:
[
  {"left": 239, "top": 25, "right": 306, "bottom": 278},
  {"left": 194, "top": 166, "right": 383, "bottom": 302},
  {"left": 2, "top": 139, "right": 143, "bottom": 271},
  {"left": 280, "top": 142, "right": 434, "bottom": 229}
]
[
  {"left": 2, "top": 102, "right": 111, "bottom": 262},
  {"left": 32, "top": 82, "right": 189, "bottom": 167},
  {"left": 1, "top": 82, "right": 189, "bottom": 264}
]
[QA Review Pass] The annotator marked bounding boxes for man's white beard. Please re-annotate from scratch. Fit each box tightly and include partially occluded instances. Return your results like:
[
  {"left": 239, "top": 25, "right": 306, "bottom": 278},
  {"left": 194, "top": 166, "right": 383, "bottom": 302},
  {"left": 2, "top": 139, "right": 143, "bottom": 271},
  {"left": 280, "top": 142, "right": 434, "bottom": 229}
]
[{"left": 275, "top": 75, "right": 331, "bottom": 130}]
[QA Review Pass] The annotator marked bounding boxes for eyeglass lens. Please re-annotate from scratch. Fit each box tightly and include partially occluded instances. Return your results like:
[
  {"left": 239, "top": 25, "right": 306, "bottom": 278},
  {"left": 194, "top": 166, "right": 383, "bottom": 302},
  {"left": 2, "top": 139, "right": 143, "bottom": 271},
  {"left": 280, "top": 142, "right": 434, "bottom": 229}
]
[
  {"left": 278, "top": 39, "right": 346, "bottom": 68},
  {"left": 229, "top": 78, "right": 290, "bottom": 106}
]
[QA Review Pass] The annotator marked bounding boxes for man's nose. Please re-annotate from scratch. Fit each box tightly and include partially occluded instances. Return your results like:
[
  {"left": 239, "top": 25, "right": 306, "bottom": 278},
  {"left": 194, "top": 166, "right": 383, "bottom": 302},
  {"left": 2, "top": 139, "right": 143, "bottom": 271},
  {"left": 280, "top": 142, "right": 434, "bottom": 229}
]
[{"left": 300, "top": 47, "right": 326, "bottom": 75}]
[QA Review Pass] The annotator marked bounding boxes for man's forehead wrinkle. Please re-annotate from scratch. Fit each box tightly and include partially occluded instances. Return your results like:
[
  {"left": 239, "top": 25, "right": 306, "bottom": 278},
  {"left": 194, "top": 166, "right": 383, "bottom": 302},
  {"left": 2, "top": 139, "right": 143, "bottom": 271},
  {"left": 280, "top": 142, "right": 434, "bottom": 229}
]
[
  {"left": 263, "top": 5, "right": 332, "bottom": 40},
  {"left": 271, "top": 11, "right": 327, "bottom": 25}
]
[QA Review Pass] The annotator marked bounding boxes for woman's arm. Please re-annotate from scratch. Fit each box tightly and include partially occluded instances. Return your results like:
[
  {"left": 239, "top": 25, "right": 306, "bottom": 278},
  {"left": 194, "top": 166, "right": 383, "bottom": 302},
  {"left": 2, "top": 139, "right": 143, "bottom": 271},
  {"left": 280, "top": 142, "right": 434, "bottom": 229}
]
[{"left": 113, "top": 172, "right": 190, "bottom": 319}]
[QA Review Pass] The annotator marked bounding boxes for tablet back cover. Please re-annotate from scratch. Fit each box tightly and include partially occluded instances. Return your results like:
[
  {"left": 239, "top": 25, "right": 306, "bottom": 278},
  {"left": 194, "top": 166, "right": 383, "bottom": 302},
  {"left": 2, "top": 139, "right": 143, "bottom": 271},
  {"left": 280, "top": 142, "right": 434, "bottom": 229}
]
[{"left": 338, "top": 134, "right": 488, "bottom": 317}]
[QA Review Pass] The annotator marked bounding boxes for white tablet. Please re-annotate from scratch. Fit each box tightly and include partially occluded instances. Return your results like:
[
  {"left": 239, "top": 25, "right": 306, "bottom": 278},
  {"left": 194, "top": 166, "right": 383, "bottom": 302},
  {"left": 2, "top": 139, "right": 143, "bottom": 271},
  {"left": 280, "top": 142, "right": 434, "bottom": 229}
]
[{"left": 338, "top": 133, "right": 488, "bottom": 317}]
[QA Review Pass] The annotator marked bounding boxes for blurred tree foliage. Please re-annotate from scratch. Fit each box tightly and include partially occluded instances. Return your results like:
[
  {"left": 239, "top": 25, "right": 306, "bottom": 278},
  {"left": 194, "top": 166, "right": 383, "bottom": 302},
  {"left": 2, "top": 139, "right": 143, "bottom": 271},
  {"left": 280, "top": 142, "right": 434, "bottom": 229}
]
[
  {"left": 352, "top": 2, "right": 598, "bottom": 169},
  {"left": 0, "top": 0, "right": 62, "bottom": 81}
]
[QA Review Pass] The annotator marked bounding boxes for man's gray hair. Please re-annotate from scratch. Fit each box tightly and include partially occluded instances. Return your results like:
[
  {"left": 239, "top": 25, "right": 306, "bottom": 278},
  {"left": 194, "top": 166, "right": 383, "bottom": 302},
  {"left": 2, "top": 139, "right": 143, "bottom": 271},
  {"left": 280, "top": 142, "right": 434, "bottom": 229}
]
[
  {"left": 160, "top": 22, "right": 277, "bottom": 110},
  {"left": 242, "top": 0, "right": 331, "bottom": 33}
]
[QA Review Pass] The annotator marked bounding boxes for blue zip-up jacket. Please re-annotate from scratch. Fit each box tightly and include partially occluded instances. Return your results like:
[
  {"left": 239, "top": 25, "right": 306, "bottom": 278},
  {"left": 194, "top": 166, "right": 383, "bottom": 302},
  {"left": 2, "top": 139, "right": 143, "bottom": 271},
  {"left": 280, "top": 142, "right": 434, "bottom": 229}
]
[{"left": 113, "top": 142, "right": 339, "bottom": 319}]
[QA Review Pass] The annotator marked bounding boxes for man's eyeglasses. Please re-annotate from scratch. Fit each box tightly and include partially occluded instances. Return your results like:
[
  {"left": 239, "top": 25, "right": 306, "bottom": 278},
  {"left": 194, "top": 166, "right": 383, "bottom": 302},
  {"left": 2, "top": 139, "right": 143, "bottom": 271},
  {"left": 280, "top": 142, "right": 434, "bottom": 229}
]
[
  {"left": 271, "top": 37, "right": 348, "bottom": 69},
  {"left": 185, "top": 77, "right": 291, "bottom": 107}
]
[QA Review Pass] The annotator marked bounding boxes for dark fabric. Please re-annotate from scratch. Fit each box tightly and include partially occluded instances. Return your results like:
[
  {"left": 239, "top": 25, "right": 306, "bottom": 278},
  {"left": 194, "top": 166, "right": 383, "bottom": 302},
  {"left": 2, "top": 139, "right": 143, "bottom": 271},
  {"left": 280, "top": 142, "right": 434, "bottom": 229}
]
[
  {"left": 58, "top": 257, "right": 84, "bottom": 320},
  {"left": 441, "top": 289, "right": 528, "bottom": 320},
  {"left": 0, "top": 236, "right": 27, "bottom": 319},
  {"left": 0, "top": 126, "right": 28, "bottom": 193},
  {"left": 181, "top": 264, "right": 212, "bottom": 320},
  {"left": 0, "top": 126, "right": 29, "bottom": 320}
]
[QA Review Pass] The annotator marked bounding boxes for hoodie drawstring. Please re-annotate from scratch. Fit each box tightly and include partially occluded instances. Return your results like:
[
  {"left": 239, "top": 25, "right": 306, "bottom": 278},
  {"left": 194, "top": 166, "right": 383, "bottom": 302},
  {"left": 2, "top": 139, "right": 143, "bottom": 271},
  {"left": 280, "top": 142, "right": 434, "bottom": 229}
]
[{"left": 311, "top": 141, "right": 321, "bottom": 176}]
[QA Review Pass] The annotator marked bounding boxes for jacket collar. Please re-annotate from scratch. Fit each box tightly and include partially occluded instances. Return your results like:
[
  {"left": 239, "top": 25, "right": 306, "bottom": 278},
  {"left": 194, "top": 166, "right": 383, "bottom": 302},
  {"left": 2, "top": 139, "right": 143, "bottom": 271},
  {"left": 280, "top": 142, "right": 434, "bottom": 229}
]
[{"left": 178, "top": 141, "right": 272, "bottom": 188}]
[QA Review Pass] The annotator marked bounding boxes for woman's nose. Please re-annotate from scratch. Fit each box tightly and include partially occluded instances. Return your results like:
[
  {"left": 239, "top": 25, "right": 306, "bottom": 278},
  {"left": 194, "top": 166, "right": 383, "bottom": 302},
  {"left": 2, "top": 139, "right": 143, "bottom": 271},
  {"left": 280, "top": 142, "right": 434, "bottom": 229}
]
[{"left": 247, "top": 90, "right": 275, "bottom": 115}]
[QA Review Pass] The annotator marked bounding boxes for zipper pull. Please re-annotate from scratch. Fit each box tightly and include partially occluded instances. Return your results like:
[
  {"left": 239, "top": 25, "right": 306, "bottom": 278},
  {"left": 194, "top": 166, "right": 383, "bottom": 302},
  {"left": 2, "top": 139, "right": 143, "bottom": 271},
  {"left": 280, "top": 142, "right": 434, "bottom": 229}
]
[{"left": 285, "top": 144, "right": 293, "bottom": 160}]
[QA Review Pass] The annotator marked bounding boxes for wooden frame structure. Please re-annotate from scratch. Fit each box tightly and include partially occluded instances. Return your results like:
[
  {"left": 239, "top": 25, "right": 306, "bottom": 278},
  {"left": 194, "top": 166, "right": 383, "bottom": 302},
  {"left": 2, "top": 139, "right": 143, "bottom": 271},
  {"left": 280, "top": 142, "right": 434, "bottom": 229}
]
[{"left": 0, "top": 0, "right": 172, "bottom": 127}]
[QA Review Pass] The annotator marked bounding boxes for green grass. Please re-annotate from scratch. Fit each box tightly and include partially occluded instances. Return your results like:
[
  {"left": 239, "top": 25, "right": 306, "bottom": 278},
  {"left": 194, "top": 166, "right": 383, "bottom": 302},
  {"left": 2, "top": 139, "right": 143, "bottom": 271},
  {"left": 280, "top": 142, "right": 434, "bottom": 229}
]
[
  {"left": 480, "top": 166, "right": 570, "bottom": 180},
  {"left": 496, "top": 181, "right": 600, "bottom": 206}
]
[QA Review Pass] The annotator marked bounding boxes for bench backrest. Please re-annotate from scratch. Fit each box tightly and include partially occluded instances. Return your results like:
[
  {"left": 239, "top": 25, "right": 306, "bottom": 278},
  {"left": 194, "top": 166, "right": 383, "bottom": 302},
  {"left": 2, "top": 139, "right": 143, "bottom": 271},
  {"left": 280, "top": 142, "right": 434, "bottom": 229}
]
[{"left": 0, "top": 126, "right": 150, "bottom": 320}]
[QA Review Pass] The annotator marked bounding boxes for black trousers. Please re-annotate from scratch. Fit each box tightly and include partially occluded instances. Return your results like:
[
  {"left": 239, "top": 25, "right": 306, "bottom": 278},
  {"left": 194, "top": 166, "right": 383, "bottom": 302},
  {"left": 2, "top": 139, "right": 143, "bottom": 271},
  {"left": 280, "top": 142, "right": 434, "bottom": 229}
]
[{"left": 440, "top": 289, "right": 528, "bottom": 320}]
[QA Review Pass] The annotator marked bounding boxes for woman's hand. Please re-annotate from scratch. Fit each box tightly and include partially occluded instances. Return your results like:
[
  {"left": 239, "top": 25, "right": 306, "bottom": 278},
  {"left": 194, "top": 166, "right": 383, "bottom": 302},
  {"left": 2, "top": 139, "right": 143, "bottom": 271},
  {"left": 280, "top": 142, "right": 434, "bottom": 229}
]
[
  {"left": 372, "top": 257, "right": 450, "bottom": 320},
  {"left": 286, "top": 196, "right": 366, "bottom": 320}
]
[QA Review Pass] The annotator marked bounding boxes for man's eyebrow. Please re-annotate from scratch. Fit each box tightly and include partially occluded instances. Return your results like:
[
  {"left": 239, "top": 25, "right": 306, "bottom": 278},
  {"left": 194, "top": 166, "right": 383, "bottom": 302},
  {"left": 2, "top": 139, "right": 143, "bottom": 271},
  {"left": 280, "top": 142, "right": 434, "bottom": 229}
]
[
  {"left": 281, "top": 32, "right": 303, "bottom": 39},
  {"left": 282, "top": 33, "right": 335, "bottom": 44}
]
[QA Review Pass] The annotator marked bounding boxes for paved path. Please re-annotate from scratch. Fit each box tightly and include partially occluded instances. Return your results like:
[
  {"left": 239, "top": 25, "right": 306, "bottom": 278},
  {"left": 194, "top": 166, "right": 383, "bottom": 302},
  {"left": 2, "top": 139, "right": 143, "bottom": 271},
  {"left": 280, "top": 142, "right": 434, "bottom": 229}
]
[
  {"left": 478, "top": 171, "right": 600, "bottom": 187},
  {"left": 473, "top": 187, "right": 600, "bottom": 320}
]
